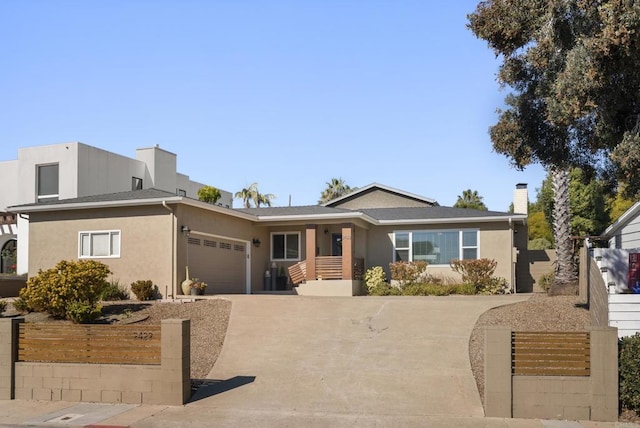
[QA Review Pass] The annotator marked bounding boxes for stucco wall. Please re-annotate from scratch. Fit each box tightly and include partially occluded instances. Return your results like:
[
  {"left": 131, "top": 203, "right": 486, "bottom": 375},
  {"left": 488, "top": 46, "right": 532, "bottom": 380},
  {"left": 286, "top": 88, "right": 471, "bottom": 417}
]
[
  {"left": 28, "top": 205, "right": 173, "bottom": 295},
  {"left": 0, "top": 160, "right": 19, "bottom": 212},
  {"left": 366, "top": 222, "right": 516, "bottom": 288},
  {"left": 331, "top": 189, "right": 432, "bottom": 209}
]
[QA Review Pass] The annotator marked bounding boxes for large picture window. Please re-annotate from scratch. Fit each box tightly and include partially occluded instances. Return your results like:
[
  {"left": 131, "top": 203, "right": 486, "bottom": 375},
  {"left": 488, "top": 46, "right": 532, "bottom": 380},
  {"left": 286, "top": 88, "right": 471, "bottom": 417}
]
[
  {"left": 37, "top": 163, "right": 59, "bottom": 202},
  {"left": 393, "top": 229, "right": 478, "bottom": 265},
  {"left": 79, "top": 230, "right": 121, "bottom": 258},
  {"left": 271, "top": 232, "right": 300, "bottom": 261}
]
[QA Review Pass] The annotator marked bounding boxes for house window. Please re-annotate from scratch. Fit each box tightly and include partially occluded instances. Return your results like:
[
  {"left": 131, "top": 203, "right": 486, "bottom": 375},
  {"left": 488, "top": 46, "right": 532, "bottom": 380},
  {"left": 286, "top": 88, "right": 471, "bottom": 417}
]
[
  {"left": 132, "top": 177, "right": 143, "bottom": 190},
  {"left": 177, "top": 189, "right": 186, "bottom": 197},
  {"left": 79, "top": 230, "right": 121, "bottom": 258},
  {"left": 393, "top": 229, "right": 479, "bottom": 265},
  {"left": 37, "top": 163, "right": 59, "bottom": 202},
  {"left": 271, "top": 232, "right": 300, "bottom": 261}
]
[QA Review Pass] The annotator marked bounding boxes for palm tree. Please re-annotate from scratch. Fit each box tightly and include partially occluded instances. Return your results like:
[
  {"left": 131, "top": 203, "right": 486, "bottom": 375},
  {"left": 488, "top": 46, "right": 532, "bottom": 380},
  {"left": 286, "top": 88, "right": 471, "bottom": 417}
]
[
  {"left": 255, "top": 191, "right": 275, "bottom": 207},
  {"left": 235, "top": 183, "right": 276, "bottom": 208},
  {"left": 550, "top": 167, "right": 578, "bottom": 293},
  {"left": 235, "top": 183, "right": 258, "bottom": 208},
  {"left": 318, "top": 178, "right": 355, "bottom": 204},
  {"left": 453, "top": 189, "right": 488, "bottom": 211}
]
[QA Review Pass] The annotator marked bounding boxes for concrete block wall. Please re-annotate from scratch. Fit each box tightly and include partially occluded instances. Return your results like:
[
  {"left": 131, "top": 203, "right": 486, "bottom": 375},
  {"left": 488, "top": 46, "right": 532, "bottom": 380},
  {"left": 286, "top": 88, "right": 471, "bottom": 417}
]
[
  {"left": 484, "top": 326, "right": 618, "bottom": 422},
  {"left": 2, "top": 318, "right": 190, "bottom": 405}
]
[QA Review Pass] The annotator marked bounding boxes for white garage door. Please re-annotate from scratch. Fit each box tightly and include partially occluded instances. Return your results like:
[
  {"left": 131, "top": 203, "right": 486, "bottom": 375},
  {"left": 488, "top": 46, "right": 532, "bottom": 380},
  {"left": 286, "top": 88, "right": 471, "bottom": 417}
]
[{"left": 188, "top": 234, "right": 248, "bottom": 294}]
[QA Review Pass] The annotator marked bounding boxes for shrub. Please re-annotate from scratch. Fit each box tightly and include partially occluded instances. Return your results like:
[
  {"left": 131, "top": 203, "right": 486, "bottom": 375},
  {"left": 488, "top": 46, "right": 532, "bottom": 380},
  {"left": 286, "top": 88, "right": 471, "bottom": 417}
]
[
  {"left": 453, "top": 283, "right": 477, "bottom": 295},
  {"left": 66, "top": 301, "right": 103, "bottom": 324},
  {"left": 19, "top": 260, "right": 110, "bottom": 320},
  {"left": 402, "top": 283, "right": 455, "bottom": 296},
  {"left": 100, "top": 279, "right": 130, "bottom": 301},
  {"left": 389, "top": 261, "right": 428, "bottom": 289},
  {"left": 450, "top": 258, "right": 507, "bottom": 294},
  {"left": 619, "top": 333, "right": 640, "bottom": 414},
  {"left": 528, "top": 237, "right": 554, "bottom": 250},
  {"left": 0, "top": 300, "right": 6, "bottom": 315},
  {"left": 11, "top": 297, "right": 31, "bottom": 314},
  {"left": 131, "top": 280, "right": 154, "bottom": 301},
  {"left": 538, "top": 271, "right": 554, "bottom": 292},
  {"left": 364, "top": 266, "right": 387, "bottom": 293},
  {"left": 367, "top": 283, "right": 402, "bottom": 296}
]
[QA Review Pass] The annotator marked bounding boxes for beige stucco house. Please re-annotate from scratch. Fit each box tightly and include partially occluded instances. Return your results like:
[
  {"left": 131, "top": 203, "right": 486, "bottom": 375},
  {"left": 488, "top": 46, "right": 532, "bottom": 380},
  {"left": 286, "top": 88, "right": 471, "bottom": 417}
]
[{"left": 9, "top": 183, "right": 529, "bottom": 297}]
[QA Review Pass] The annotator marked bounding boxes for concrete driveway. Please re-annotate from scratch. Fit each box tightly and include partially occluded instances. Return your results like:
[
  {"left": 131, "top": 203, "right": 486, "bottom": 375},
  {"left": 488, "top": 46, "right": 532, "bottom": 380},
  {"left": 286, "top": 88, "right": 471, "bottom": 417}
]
[{"left": 132, "top": 294, "right": 529, "bottom": 427}]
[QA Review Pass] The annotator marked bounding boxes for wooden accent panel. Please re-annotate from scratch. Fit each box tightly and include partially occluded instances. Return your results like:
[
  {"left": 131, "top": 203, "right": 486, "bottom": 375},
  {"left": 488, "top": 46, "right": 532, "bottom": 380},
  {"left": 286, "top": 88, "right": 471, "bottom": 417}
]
[
  {"left": 305, "top": 225, "right": 317, "bottom": 281},
  {"left": 18, "top": 323, "right": 161, "bottom": 365},
  {"left": 353, "top": 258, "right": 364, "bottom": 280},
  {"left": 512, "top": 331, "right": 590, "bottom": 376},
  {"left": 288, "top": 261, "right": 307, "bottom": 285},
  {"left": 316, "top": 256, "right": 343, "bottom": 280}
]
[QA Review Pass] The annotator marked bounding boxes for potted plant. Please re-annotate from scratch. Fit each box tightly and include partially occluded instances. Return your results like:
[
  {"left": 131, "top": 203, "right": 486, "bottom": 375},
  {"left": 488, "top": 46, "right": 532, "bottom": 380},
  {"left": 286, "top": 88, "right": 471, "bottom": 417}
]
[{"left": 190, "top": 278, "right": 207, "bottom": 295}]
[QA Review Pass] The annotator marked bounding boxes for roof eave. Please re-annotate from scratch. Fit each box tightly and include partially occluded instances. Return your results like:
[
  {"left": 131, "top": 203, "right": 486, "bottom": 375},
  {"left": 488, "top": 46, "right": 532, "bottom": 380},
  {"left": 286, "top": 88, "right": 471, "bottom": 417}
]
[
  {"left": 603, "top": 201, "right": 640, "bottom": 237},
  {"left": 376, "top": 215, "right": 527, "bottom": 226}
]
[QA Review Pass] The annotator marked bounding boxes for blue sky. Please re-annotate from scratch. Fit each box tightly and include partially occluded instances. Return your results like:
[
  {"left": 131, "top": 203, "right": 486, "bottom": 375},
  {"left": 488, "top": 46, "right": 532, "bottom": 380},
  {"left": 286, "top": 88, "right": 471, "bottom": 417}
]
[{"left": 0, "top": 1, "right": 547, "bottom": 210}]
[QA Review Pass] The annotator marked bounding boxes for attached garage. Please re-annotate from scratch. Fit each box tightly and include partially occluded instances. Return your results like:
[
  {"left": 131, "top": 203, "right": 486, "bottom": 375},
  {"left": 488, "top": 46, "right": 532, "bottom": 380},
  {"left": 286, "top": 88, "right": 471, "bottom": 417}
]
[{"left": 187, "top": 232, "right": 249, "bottom": 294}]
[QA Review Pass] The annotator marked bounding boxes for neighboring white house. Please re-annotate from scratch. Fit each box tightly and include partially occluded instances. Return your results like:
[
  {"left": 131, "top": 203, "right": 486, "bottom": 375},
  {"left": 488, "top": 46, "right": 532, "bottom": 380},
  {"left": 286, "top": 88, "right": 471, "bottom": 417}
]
[
  {"left": 593, "top": 201, "right": 640, "bottom": 338},
  {"left": 0, "top": 142, "right": 232, "bottom": 274}
]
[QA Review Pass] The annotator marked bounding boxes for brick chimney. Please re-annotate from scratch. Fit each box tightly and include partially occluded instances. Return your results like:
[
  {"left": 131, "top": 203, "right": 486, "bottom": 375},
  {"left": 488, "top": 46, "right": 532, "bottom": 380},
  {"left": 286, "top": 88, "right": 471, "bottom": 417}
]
[{"left": 513, "top": 183, "right": 528, "bottom": 214}]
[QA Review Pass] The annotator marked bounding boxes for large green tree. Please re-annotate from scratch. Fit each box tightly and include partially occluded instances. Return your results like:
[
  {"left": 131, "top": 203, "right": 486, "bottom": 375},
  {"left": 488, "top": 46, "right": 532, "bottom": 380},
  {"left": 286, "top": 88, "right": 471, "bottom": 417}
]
[
  {"left": 453, "top": 189, "right": 488, "bottom": 210},
  {"left": 468, "top": 0, "right": 640, "bottom": 291}
]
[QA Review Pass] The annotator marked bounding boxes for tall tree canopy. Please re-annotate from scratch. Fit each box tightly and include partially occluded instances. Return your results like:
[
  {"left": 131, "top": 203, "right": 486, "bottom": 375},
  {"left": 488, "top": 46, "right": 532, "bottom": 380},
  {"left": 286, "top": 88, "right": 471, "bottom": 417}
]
[
  {"left": 468, "top": 1, "right": 640, "bottom": 289},
  {"left": 453, "top": 189, "right": 488, "bottom": 210},
  {"left": 318, "top": 178, "right": 356, "bottom": 204}
]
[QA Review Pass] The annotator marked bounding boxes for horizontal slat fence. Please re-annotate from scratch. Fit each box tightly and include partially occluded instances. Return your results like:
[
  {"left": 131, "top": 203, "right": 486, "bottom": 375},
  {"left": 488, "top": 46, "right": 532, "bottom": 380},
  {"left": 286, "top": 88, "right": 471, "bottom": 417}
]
[
  {"left": 316, "top": 256, "right": 342, "bottom": 280},
  {"left": 512, "top": 331, "right": 590, "bottom": 376},
  {"left": 18, "top": 323, "right": 161, "bottom": 365},
  {"left": 288, "top": 261, "right": 306, "bottom": 285}
]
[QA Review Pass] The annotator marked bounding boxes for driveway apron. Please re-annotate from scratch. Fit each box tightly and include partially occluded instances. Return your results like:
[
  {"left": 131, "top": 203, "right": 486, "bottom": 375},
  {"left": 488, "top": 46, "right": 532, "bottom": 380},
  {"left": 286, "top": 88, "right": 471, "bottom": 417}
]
[{"left": 188, "top": 294, "right": 529, "bottom": 419}]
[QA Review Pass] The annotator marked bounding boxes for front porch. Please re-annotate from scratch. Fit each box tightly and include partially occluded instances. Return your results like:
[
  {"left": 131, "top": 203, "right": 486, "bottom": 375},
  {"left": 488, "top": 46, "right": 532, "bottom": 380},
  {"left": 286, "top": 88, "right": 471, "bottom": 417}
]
[{"left": 287, "top": 223, "right": 365, "bottom": 296}]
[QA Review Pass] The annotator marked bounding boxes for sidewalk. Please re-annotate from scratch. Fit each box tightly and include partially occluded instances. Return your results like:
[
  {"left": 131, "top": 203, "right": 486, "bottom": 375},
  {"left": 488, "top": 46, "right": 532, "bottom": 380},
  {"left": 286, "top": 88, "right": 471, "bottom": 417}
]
[{"left": 1, "top": 399, "right": 639, "bottom": 427}]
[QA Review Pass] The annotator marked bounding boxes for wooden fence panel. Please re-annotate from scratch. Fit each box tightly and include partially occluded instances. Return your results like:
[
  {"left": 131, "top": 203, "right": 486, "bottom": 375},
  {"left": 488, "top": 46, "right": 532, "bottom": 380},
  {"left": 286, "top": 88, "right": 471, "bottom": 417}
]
[
  {"left": 18, "top": 323, "right": 161, "bottom": 365},
  {"left": 288, "top": 261, "right": 306, "bottom": 285},
  {"left": 512, "top": 331, "right": 590, "bottom": 376},
  {"left": 316, "top": 256, "right": 342, "bottom": 280}
]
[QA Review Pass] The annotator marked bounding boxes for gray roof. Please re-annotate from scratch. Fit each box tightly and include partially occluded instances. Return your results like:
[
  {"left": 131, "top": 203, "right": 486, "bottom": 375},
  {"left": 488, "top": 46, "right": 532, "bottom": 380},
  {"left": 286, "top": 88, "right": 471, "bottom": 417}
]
[
  {"left": 10, "top": 188, "right": 180, "bottom": 210},
  {"left": 237, "top": 205, "right": 354, "bottom": 216},
  {"left": 361, "top": 206, "right": 516, "bottom": 221}
]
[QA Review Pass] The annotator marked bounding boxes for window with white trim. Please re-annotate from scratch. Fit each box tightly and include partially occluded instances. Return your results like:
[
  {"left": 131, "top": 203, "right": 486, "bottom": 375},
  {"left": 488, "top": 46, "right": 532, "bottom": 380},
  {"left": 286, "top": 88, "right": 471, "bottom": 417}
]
[
  {"left": 79, "top": 230, "right": 121, "bottom": 258},
  {"left": 393, "top": 229, "right": 479, "bottom": 265},
  {"left": 271, "top": 232, "right": 300, "bottom": 261},
  {"left": 37, "top": 163, "right": 59, "bottom": 202}
]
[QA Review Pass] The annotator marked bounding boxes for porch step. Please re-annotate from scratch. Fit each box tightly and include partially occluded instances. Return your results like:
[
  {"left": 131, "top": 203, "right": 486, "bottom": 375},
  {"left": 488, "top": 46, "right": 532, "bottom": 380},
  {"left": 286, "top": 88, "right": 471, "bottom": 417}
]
[{"left": 295, "top": 280, "right": 363, "bottom": 297}]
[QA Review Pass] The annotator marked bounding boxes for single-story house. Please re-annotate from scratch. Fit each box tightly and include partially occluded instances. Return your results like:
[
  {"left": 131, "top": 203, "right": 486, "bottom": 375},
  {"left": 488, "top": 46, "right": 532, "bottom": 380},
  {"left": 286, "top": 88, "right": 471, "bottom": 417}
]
[{"left": 9, "top": 183, "right": 530, "bottom": 297}]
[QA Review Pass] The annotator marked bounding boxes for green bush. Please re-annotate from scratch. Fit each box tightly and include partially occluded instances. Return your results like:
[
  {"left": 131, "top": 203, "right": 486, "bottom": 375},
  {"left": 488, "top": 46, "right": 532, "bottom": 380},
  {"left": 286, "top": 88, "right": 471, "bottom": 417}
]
[
  {"left": 11, "top": 297, "right": 31, "bottom": 314},
  {"left": 131, "top": 280, "right": 154, "bottom": 301},
  {"left": 0, "top": 300, "right": 6, "bottom": 315},
  {"left": 19, "top": 260, "right": 110, "bottom": 320},
  {"left": 389, "top": 261, "right": 428, "bottom": 289},
  {"left": 538, "top": 271, "right": 554, "bottom": 292},
  {"left": 66, "top": 301, "right": 103, "bottom": 324},
  {"left": 619, "top": 333, "right": 640, "bottom": 414},
  {"left": 367, "top": 283, "right": 402, "bottom": 296},
  {"left": 402, "top": 283, "right": 455, "bottom": 296},
  {"left": 453, "top": 283, "right": 478, "bottom": 295},
  {"left": 528, "top": 237, "right": 554, "bottom": 250},
  {"left": 100, "top": 279, "right": 130, "bottom": 301}
]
